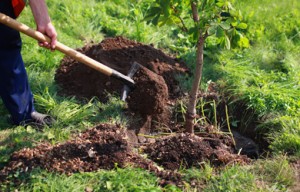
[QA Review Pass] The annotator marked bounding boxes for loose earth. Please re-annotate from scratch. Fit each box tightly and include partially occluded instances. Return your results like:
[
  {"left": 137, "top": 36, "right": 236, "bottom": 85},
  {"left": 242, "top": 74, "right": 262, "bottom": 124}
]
[{"left": 0, "top": 37, "right": 251, "bottom": 187}]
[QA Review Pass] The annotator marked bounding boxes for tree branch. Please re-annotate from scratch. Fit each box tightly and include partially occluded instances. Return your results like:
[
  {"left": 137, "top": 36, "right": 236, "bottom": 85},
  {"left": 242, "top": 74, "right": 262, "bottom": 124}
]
[
  {"left": 171, "top": 6, "right": 188, "bottom": 32},
  {"left": 191, "top": 1, "right": 199, "bottom": 23}
]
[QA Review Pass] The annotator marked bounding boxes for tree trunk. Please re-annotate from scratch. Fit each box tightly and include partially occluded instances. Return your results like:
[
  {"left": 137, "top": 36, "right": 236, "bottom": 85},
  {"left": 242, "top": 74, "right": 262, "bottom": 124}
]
[{"left": 184, "top": 36, "right": 205, "bottom": 133}]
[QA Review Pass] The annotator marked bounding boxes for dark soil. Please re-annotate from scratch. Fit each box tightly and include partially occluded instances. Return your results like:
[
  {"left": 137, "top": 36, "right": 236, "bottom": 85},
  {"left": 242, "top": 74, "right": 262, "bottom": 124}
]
[
  {"left": 55, "top": 36, "right": 188, "bottom": 133},
  {"left": 143, "top": 132, "right": 250, "bottom": 170},
  {"left": 0, "top": 36, "right": 252, "bottom": 188},
  {"left": 0, "top": 124, "right": 249, "bottom": 187},
  {"left": 55, "top": 36, "right": 187, "bottom": 102},
  {"left": 0, "top": 124, "right": 182, "bottom": 187}
]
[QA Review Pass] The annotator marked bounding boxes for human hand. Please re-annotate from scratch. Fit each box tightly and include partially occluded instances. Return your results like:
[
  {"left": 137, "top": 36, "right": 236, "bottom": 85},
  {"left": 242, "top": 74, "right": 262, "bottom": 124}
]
[
  {"left": 29, "top": 0, "right": 57, "bottom": 50},
  {"left": 37, "top": 22, "right": 57, "bottom": 50}
]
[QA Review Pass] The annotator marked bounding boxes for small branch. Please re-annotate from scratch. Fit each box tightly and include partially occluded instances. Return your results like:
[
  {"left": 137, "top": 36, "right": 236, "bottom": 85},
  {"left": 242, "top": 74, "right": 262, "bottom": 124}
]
[
  {"left": 178, "top": 16, "right": 188, "bottom": 32},
  {"left": 225, "top": 105, "right": 236, "bottom": 146},
  {"left": 171, "top": 6, "right": 188, "bottom": 32},
  {"left": 204, "top": 31, "right": 209, "bottom": 39},
  {"left": 191, "top": 1, "right": 199, "bottom": 23}
]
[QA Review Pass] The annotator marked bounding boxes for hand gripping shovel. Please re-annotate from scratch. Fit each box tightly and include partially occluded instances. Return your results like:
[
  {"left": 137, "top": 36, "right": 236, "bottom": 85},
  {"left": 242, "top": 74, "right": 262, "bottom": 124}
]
[{"left": 0, "top": 13, "right": 139, "bottom": 100}]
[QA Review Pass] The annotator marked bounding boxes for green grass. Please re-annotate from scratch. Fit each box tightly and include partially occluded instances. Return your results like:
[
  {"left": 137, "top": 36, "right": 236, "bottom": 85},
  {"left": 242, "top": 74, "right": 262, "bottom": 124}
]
[
  {"left": 176, "top": 0, "right": 300, "bottom": 157},
  {"left": 203, "top": 155, "right": 296, "bottom": 192},
  {"left": 204, "top": 166, "right": 259, "bottom": 192},
  {"left": 252, "top": 155, "right": 296, "bottom": 191},
  {"left": 0, "top": 0, "right": 299, "bottom": 191},
  {"left": 1, "top": 167, "right": 178, "bottom": 192},
  {"left": 212, "top": 0, "right": 300, "bottom": 155}
]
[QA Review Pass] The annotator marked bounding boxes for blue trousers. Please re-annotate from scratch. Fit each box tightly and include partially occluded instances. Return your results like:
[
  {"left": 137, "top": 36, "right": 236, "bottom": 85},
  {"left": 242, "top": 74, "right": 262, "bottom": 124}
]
[{"left": 0, "top": 0, "right": 35, "bottom": 124}]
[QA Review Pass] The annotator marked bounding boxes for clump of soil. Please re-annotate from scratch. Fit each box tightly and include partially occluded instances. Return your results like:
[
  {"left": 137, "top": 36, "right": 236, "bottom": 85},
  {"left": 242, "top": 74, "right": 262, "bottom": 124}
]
[
  {"left": 127, "top": 65, "right": 169, "bottom": 116},
  {"left": 143, "top": 133, "right": 250, "bottom": 170}
]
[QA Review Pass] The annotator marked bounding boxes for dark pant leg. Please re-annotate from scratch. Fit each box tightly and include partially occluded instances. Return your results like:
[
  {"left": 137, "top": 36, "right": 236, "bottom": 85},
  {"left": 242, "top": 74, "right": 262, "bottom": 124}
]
[{"left": 0, "top": 0, "right": 35, "bottom": 124}]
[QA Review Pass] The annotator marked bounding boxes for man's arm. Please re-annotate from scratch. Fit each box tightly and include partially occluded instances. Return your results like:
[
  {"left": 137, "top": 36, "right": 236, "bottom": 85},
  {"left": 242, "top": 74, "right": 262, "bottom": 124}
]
[{"left": 29, "top": 0, "right": 57, "bottom": 49}]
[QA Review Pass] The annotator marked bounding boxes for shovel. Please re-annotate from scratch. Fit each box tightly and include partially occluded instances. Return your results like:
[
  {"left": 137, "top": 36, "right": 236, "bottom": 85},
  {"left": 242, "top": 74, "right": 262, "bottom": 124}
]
[{"left": 0, "top": 12, "right": 139, "bottom": 100}]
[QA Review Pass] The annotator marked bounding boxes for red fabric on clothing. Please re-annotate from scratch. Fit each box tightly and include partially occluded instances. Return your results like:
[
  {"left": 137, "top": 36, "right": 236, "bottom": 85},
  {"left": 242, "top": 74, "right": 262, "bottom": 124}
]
[{"left": 11, "top": 0, "right": 25, "bottom": 17}]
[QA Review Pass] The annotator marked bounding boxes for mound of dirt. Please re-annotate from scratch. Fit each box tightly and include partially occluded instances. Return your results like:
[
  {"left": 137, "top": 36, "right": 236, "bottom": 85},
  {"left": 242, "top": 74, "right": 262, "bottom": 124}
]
[
  {"left": 127, "top": 65, "right": 169, "bottom": 116},
  {"left": 143, "top": 133, "right": 250, "bottom": 170},
  {"left": 0, "top": 123, "right": 182, "bottom": 186},
  {"left": 0, "top": 123, "right": 250, "bottom": 187},
  {"left": 55, "top": 36, "right": 188, "bottom": 134},
  {"left": 55, "top": 36, "right": 187, "bottom": 103},
  {"left": 0, "top": 124, "right": 130, "bottom": 175}
]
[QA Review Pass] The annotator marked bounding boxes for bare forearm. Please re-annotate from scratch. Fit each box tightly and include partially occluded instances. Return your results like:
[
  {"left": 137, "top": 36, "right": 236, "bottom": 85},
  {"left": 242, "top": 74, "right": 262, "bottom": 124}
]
[
  {"left": 29, "top": 0, "right": 51, "bottom": 26},
  {"left": 28, "top": 0, "right": 57, "bottom": 49}
]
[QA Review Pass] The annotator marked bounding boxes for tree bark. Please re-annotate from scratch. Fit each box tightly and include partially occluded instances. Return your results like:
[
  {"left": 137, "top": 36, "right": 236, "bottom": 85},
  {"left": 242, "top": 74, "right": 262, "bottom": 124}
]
[{"left": 184, "top": 36, "right": 205, "bottom": 133}]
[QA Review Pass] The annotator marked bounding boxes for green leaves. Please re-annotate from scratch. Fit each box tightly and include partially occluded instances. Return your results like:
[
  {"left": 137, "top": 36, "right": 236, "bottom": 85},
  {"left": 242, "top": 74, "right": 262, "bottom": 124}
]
[
  {"left": 219, "top": 22, "right": 231, "bottom": 30},
  {"left": 144, "top": 0, "right": 187, "bottom": 27},
  {"left": 145, "top": 0, "right": 249, "bottom": 49},
  {"left": 216, "top": 26, "right": 225, "bottom": 37},
  {"left": 237, "top": 33, "right": 250, "bottom": 48},
  {"left": 207, "top": 24, "right": 218, "bottom": 36},
  {"left": 144, "top": 6, "right": 161, "bottom": 25},
  {"left": 216, "top": 0, "right": 225, "bottom": 8},
  {"left": 224, "top": 34, "right": 231, "bottom": 49},
  {"left": 237, "top": 22, "right": 248, "bottom": 29}
]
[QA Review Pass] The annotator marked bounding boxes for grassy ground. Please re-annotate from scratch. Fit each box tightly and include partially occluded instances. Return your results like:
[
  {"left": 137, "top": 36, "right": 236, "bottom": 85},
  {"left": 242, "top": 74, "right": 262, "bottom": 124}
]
[
  {"left": 222, "top": 0, "right": 300, "bottom": 156},
  {"left": 0, "top": 0, "right": 299, "bottom": 191}
]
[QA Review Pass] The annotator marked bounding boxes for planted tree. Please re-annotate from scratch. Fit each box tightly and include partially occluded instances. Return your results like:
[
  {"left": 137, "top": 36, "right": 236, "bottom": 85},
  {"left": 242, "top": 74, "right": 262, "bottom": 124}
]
[{"left": 145, "top": 0, "right": 249, "bottom": 133}]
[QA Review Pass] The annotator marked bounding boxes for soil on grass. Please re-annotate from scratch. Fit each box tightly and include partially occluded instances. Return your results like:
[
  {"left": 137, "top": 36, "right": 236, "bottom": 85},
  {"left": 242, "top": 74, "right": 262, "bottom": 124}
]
[
  {"left": 143, "top": 132, "right": 250, "bottom": 170},
  {"left": 0, "top": 124, "right": 182, "bottom": 186},
  {"left": 0, "top": 37, "right": 252, "bottom": 188},
  {"left": 0, "top": 123, "right": 249, "bottom": 187}
]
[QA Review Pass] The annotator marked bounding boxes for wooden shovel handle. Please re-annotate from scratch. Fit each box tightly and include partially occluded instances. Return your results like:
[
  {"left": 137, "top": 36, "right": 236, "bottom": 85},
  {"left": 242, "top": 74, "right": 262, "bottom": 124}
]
[{"left": 0, "top": 12, "right": 113, "bottom": 76}]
